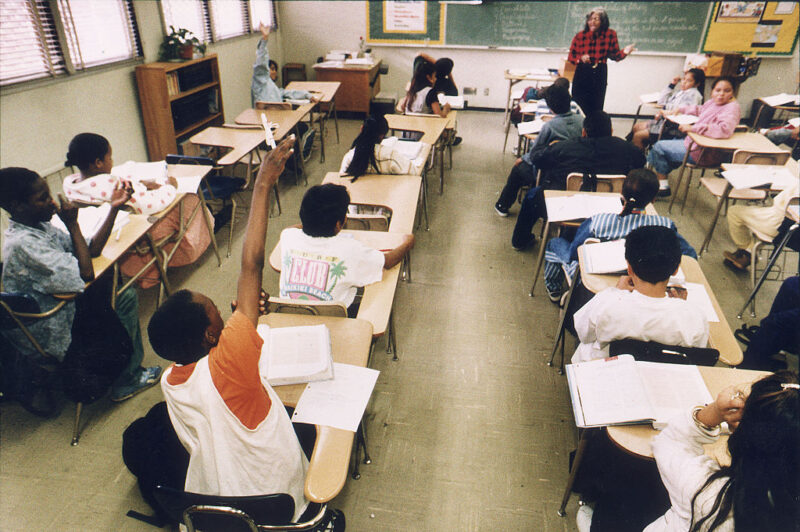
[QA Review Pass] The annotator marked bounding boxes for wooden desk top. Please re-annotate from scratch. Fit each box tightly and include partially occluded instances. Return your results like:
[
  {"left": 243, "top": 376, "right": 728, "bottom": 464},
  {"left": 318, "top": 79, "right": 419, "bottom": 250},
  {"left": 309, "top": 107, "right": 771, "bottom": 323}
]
[
  {"left": 285, "top": 81, "right": 341, "bottom": 103},
  {"left": 233, "top": 103, "right": 315, "bottom": 143},
  {"left": 322, "top": 172, "right": 422, "bottom": 234},
  {"left": 577, "top": 252, "right": 743, "bottom": 366},
  {"left": 607, "top": 367, "right": 769, "bottom": 460},
  {"left": 261, "top": 313, "right": 373, "bottom": 503},
  {"left": 385, "top": 114, "right": 448, "bottom": 145},
  {"left": 189, "top": 127, "right": 265, "bottom": 166},
  {"left": 269, "top": 230, "right": 406, "bottom": 336},
  {"left": 687, "top": 131, "right": 789, "bottom": 152}
]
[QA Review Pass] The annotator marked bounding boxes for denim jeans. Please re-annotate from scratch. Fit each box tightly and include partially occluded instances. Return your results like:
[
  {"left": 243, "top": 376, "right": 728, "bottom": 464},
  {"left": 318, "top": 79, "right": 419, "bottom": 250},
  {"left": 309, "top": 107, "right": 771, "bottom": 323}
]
[{"left": 647, "top": 139, "right": 694, "bottom": 176}]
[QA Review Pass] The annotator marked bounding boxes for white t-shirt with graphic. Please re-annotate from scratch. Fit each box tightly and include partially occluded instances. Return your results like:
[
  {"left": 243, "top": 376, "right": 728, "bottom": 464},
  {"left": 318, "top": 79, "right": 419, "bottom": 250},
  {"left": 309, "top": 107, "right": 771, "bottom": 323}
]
[{"left": 279, "top": 228, "right": 385, "bottom": 307}]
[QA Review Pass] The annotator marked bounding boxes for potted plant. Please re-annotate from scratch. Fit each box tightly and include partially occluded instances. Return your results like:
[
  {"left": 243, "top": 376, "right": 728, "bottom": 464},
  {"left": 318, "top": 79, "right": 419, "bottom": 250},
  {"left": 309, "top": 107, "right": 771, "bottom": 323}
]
[{"left": 159, "top": 26, "right": 207, "bottom": 61}]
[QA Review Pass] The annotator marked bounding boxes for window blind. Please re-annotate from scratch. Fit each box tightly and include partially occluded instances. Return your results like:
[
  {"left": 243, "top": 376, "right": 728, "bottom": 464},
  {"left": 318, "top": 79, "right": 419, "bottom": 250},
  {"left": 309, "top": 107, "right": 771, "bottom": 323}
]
[
  {"left": 248, "top": 0, "right": 275, "bottom": 31},
  {"left": 0, "top": 0, "right": 66, "bottom": 86},
  {"left": 209, "top": 0, "right": 248, "bottom": 40},
  {"left": 160, "top": 0, "right": 211, "bottom": 43}
]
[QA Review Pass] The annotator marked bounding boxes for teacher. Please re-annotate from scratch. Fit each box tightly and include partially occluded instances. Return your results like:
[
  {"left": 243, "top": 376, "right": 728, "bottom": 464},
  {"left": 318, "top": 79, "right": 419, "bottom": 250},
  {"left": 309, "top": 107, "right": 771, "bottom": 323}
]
[{"left": 568, "top": 7, "right": 635, "bottom": 114}]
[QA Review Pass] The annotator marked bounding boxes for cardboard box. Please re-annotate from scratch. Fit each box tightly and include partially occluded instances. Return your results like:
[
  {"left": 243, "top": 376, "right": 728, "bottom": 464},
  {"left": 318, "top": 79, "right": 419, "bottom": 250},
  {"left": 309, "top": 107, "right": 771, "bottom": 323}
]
[
  {"left": 706, "top": 53, "right": 742, "bottom": 77},
  {"left": 560, "top": 59, "right": 576, "bottom": 82}
]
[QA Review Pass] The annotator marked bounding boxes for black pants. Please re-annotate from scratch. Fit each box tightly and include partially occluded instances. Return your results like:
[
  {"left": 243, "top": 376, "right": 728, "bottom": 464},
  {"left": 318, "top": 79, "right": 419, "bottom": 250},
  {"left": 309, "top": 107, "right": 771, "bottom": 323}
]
[
  {"left": 572, "top": 63, "right": 608, "bottom": 115},
  {"left": 497, "top": 160, "right": 536, "bottom": 212}
]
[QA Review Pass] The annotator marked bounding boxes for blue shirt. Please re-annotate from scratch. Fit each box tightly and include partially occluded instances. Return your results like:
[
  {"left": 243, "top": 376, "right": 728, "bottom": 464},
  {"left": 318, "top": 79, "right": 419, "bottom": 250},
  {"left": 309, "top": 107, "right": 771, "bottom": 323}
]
[
  {"left": 251, "top": 40, "right": 311, "bottom": 106},
  {"left": 521, "top": 111, "right": 585, "bottom": 169},
  {"left": 2, "top": 220, "right": 86, "bottom": 360}
]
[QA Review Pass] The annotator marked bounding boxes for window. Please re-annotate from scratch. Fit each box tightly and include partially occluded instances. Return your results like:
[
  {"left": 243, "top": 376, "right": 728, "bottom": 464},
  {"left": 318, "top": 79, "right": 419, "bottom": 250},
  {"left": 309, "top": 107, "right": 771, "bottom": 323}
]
[
  {"left": 0, "top": 0, "right": 141, "bottom": 87},
  {"left": 249, "top": 0, "right": 275, "bottom": 31},
  {"left": 160, "top": 0, "right": 276, "bottom": 42},
  {"left": 209, "top": 0, "right": 248, "bottom": 40},
  {"left": 160, "top": 0, "right": 210, "bottom": 43}
]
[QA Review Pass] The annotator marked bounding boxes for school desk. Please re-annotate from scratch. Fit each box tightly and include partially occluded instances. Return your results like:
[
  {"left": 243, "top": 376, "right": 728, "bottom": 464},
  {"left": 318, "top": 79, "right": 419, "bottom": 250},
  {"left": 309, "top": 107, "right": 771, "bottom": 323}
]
[
  {"left": 286, "top": 81, "right": 342, "bottom": 158},
  {"left": 322, "top": 172, "right": 423, "bottom": 234},
  {"left": 577, "top": 251, "right": 743, "bottom": 366},
  {"left": 667, "top": 131, "right": 787, "bottom": 214},
  {"left": 558, "top": 366, "right": 769, "bottom": 517},
  {"left": 312, "top": 61, "right": 381, "bottom": 114},
  {"left": 268, "top": 230, "right": 406, "bottom": 355},
  {"left": 262, "top": 313, "right": 373, "bottom": 502},
  {"left": 503, "top": 69, "right": 557, "bottom": 125},
  {"left": 188, "top": 126, "right": 266, "bottom": 177}
]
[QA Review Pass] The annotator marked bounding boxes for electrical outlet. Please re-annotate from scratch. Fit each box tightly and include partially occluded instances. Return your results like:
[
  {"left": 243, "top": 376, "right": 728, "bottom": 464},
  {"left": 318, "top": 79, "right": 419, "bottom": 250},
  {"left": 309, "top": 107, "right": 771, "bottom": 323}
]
[
  {"left": 483, "top": 88, "right": 490, "bottom": 96},
  {"left": 463, "top": 87, "right": 477, "bottom": 95}
]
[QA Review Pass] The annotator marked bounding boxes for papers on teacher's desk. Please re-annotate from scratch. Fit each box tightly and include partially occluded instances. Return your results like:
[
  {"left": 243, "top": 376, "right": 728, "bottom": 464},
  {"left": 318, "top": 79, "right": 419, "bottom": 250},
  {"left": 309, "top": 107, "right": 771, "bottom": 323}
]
[
  {"left": 566, "top": 355, "right": 713, "bottom": 429},
  {"left": 290, "top": 363, "right": 379, "bottom": 432},
  {"left": 722, "top": 166, "right": 797, "bottom": 191},
  {"left": 437, "top": 93, "right": 464, "bottom": 109},
  {"left": 381, "top": 136, "right": 424, "bottom": 160},
  {"left": 345, "top": 57, "right": 374, "bottom": 66},
  {"left": 517, "top": 119, "right": 545, "bottom": 136},
  {"left": 761, "top": 93, "right": 800, "bottom": 107},
  {"left": 257, "top": 324, "right": 334, "bottom": 386},
  {"left": 545, "top": 194, "right": 622, "bottom": 222},
  {"left": 639, "top": 92, "right": 661, "bottom": 104},
  {"left": 666, "top": 114, "right": 699, "bottom": 125}
]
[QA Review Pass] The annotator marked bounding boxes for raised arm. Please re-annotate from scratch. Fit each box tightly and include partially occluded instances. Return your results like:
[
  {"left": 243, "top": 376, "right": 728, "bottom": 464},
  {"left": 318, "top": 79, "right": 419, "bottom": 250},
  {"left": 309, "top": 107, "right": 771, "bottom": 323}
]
[
  {"left": 237, "top": 136, "right": 294, "bottom": 325},
  {"left": 87, "top": 181, "right": 131, "bottom": 257},
  {"left": 383, "top": 234, "right": 415, "bottom": 269},
  {"left": 56, "top": 194, "right": 94, "bottom": 282}
]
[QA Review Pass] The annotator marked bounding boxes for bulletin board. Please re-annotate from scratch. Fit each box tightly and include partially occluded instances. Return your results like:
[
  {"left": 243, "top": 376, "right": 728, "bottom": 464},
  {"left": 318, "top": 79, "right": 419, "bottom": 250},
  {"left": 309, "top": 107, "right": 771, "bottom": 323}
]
[
  {"left": 702, "top": 2, "right": 799, "bottom": 55},
  {"left": 366, "top": 1, "right": 445, "bottom": 45}
]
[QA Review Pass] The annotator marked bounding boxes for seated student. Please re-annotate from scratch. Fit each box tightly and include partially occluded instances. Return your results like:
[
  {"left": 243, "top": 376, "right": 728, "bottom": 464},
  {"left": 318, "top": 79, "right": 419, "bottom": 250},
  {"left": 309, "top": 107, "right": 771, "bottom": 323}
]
[
  {"left": 494, "top": 84, "right": 584, "bottom": 217},
  {"left": 63, "top": 133, "right": 211, "bottom": 289},
  {"left": 148, "top": 138, "right": 320, "bottom": 524},
  {"left": 722, "top": 180, "right": 799, "bottom": 270},
  {"left": 0, "top": 167, "right": 160, "bottom": 402},
  {"left": 401, "top": 61, "right": 436, "bottom": 114},
  {"left": 510, "top": 77, "right": 582, "bottom": 125},
  {"left": 543, "top": 168, "right": 697, "bottom": 301},
  {"left": 645, "top": 371, "right": 799, "bottom": 532},
  {"left": 629, "top": 68, "right": 705, "bottom": 150},
  {"left": 510, "top": 111, "right": 646, "bottom": 250},
  {"left": 339, "top": 114, "right": 426, "bottom": 180},
  {"left": 425, "top": 58, "right": 457, "bottom": 118},
  {"left": 647, "top": 77, "right": 740, "bottom": 196},
  {"left": 278, "top": 184, "right": 414, "bottom": 318},
  {"left": 572, "top": 225, "right": 709, "bottom": 363}
]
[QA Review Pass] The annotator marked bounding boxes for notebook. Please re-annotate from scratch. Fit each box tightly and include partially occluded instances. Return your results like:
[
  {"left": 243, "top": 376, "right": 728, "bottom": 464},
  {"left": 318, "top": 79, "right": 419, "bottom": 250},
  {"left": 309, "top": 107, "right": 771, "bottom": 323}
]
[{"left": 257, "top": 324, "right": 334, "bottom": 386}]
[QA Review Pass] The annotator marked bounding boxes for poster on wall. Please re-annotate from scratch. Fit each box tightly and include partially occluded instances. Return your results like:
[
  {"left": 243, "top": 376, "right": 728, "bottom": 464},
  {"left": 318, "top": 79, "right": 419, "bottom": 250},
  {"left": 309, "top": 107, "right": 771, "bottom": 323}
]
[
  {"left": 703, "top": 1, "right": 798, "bottom": 54},
  {"left": 384, "top": 1, "right": 427, "bottom": 33},
  {"left": 715, "top": 2, "right": 766, "bottom": 22}
]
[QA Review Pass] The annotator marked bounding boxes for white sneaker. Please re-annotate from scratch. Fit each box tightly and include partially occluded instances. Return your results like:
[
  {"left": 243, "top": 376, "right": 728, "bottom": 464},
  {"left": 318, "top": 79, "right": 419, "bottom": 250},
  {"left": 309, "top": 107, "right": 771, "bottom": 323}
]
[{"left": 576, "top": 504, "right": 594, "bottom": 532}]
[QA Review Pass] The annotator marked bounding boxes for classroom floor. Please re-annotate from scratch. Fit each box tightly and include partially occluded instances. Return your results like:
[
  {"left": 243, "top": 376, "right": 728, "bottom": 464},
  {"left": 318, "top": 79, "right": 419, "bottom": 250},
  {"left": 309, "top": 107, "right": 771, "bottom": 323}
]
[{"left": 0, "top": 111, "right": 787, "bottom": 531}]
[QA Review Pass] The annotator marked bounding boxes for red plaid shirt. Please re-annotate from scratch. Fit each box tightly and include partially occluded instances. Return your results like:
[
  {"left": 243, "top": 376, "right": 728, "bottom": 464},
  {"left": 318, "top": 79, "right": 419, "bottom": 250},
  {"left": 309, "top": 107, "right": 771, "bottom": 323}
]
[{"left": 568, "top": 29, "right": 626, "bottom": 65}]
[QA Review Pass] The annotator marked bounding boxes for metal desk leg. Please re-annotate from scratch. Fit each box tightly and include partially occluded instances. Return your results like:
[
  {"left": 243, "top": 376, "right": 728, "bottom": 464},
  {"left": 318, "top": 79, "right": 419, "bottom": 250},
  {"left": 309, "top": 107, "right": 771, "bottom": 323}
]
[
  {"left": 318, "top": 105, "right": 326, "bottom": 164},
  {"left": 557, "top": 429, "right": 593, "bottom": 517},
  {"left": 420, "top": 169, "right": 430, "bottom": 231},
  {"left": 386, "top": 309, "right": 398, "bottom": 360},
  {"left": 504, "top": 79, "right": 514, "bottom": 126},
  {"left": 198, "top": 186, "right": 222, "bottom": 266},
  {"left": 631, "top": 103, "right": 643, "bottom": 128},
  {"left": 548, "top": 268, "right": 579, "bottom": 375},
  {"left": 737, "top": 223, "right": 799, "bottom": 319},
  {"left": 503, "top": 115, "right": 513, "bottom": 152},
  {"left": 699, "top": 183, "right": 732, "bottom": 257},
  {"left": 331, "top": 98, "right": 340, "bottom": 143},
  {"left": 667, "top": 148, "right": 692, "bottom": 214},
  {"left": 529, "top": 221, "right": 551, "bottom": 297}
]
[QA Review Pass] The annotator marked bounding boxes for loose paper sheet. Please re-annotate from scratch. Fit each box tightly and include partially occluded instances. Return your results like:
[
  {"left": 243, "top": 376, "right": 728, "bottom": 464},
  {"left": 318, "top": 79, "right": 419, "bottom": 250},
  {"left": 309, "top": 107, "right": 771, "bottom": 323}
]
[
  {"left": 723, "top": 167, "right": 796, "bottom": 191},
  {"left": 545, "top": 194, "right": 622, "bottom": 222},
  {"left": 290, "top": 363, "right": 379, "bottom": 432},
  {"left": 684, "top": 282, "right": 719, "bottom": 322},
  {"left": 640, "top": 92, "right": 661, "bottom": 104},
  {"left": 761, "top": 93, "right": 800, "bottom": 107},
  {"left": 517, "top": 119, "right": 544, "bottom": 136},
  {"left": 667, "top": 114, "right": 699, "bottom": 125}
]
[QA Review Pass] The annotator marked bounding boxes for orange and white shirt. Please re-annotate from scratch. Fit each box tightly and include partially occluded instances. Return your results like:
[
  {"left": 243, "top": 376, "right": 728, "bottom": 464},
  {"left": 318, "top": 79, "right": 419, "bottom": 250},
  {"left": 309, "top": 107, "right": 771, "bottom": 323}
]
[{"left": 161, "top": 311, "right": 309, "bottom": 521}]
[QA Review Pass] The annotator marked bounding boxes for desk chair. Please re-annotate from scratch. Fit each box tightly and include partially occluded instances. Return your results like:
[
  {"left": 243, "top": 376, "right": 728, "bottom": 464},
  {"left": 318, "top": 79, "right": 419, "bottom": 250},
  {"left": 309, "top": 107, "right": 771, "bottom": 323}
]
[
  {"left": 166, "top": 154, "right": 247, "bottom": 258},
  {"left": 281, "top": 63, "right": 306, "bottom": 84},
  {"left": 530, "top": 174, "right": 625, "bottom": 298},
  {"left": 344, "top": 214, "right": 390, "bottom": 232},
  {"left": 266, "top": 297, "right": 347, "bottom": 317},
  {"left": 696, "top": 149, "right": 790, "bottom": 257},
  {"left": 153, "top": 485, "right": 330, "bottom": 532}
]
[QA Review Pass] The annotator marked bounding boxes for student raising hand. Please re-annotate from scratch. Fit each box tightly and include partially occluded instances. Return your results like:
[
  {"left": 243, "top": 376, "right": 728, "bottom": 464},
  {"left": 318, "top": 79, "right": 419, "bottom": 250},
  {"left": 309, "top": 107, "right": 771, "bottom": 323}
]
[{"left": 55, "top": 193, "right": 80, "bottom": 226}]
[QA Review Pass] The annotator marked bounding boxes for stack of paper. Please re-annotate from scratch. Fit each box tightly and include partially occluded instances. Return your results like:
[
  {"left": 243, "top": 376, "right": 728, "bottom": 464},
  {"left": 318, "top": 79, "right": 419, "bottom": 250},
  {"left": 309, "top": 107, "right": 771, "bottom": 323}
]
[
  {"left": 345, "top": 57, "right": 373, "bottom": 66},
  {"left": 761, "top": 93, "right": 800, "bottom": 107},
  {"left": 325, "top": 53, "right": 347, "bottom": 61},
  {"left": 315, "top": 61, "right": 344, "bottom": 68},
  {"left": 257, "top": 324, "right": 334, "bottom": 386},
  {"left": 667, "top": 114, "right": 699, "bottom": 125},
  {"left": 517, "top": 119, "right": 545, "bottom": 136},
  {"left": 545, "top": 194, "right": 622, "bottom": 222},
  {"left": 519, "top": 101, "right": 540, "bottom": 113},
  {"left": 722, "top": 166, "right": 796, "bottom": 191}
]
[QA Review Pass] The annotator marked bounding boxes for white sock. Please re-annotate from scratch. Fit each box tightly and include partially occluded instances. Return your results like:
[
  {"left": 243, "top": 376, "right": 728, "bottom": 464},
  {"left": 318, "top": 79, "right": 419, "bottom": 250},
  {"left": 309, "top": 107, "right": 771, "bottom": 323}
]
[{"left": 658, "top": 180, "right": 669, "bottom": 190}]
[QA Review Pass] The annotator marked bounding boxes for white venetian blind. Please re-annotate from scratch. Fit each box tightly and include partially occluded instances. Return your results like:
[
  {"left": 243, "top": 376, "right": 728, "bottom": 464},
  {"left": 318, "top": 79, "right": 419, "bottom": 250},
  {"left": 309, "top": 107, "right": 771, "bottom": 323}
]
[
  {"left": 57, "top": 0, "right": 141, "bottom": 70},
  {"left": 248, "top": 0, "right": 274, "bottom": 30},
  {"left": 209, "top": 0, "right": 248, "bottom": 40},
  {"left": 160, "top": 0, "right": 210, "bottom": 43},
  {"left": 0, "top": 0, "right": 66, "bottom": 86}
]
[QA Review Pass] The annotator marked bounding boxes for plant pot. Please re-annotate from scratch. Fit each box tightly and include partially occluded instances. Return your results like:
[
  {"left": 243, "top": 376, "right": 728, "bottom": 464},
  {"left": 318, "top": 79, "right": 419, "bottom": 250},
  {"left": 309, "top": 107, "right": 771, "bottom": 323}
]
[{"left": 179, "top": 44, "right": 194, "bottom": 60}]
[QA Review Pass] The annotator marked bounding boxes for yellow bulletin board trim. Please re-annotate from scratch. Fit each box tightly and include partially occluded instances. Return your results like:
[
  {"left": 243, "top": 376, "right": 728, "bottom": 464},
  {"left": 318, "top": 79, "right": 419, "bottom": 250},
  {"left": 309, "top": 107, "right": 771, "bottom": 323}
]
[
  {"left": 366, "top": 2, "right": 445, "bottom": 45},
  {"left": 702, "top": 2, "right": 799, "bottom": 55}
]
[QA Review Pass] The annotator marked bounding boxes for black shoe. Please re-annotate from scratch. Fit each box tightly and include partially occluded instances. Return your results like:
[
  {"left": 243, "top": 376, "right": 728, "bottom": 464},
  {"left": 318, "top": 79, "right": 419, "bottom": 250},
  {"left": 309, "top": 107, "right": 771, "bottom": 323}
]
[
  {"left": 512, "top": 235, "right": 535, "bottom": 251},
  {"left": 656, "top": 187, "right": 671, "bottom": 197},
  {"left": 494, "top": 203, "right": 509, "bottom": 217},
  {"left": 452, "top": 136, "right": 463, "bottom": 146}
]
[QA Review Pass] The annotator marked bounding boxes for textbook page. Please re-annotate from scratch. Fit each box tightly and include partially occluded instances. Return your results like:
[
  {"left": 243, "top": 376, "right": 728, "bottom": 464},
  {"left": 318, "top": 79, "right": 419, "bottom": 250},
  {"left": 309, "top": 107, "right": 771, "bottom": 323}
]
[
  {"left": 257, "top": 324, "right": 334, "bottom": 386},
  {"left": 684, "top": 282, "right": 719, "bottom": 322},
  {"left": 636, "top": 362, "right": 712, "bottom": 429},
  {"left": 50, "top": 203, "right": 129, "bottom": 241},
  {"left": 569, "top": 355, "right": 655, "bottom": 427},
  {"left": 583, "top": 239, "right": 627, "bottom": 274},
  {"left": 788, "top": 117, "right": 800, "bottom": 128},
  {"left": 113, "top": 160, "right": 168, "bottom": 184},
  {"left": 290, "top": 363, "right": 379, "bottom": 432},
  {"left": 667, "top": 114, "right": 699, "bottom": 125},
  {"left": 723, "top": 166, "right": 796, "bottom": 190},
  {"left": 545, "top": 194, "right": 622, "bottom": 222},
  {"left": 761, "top": 93, "right": 799, "bottom": 106}
]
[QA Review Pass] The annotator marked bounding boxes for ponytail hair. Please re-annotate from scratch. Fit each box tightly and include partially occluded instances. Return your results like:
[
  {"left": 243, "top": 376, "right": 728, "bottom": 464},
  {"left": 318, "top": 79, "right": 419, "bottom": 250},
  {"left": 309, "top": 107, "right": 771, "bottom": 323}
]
[
  {"left": 404, "top": 61, "right": 435, "bottom": 113},
  {"left": 345, "top": 115, "right": 389, "bottom": 180},
  {"left": 687, "top": 68, "right": 706, "bottom": 97},
  {"left": 619, "top": 168, "right": 658, "bottom": 217},
  {"left": 65, "top": 132, "right": 110, "bottom": 172}
]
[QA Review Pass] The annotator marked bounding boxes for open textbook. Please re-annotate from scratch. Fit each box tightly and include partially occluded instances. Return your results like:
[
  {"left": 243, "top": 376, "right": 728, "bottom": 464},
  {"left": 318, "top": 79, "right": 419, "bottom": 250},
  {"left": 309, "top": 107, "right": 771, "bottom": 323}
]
[
  {"left": 566, "top": 355, "right": 712, "bottom": 429},
  {"left": 257, "top": 324, "right": 334, "bottom": 386},
  {"left": 581, "top": 239, "right": 685, "bottom": 284},
  {"left": 50, "top": 203, "right": 130, "bottom": 240},
  {"left": 544, "top": 194, "right": 622, "bottom": 222}
]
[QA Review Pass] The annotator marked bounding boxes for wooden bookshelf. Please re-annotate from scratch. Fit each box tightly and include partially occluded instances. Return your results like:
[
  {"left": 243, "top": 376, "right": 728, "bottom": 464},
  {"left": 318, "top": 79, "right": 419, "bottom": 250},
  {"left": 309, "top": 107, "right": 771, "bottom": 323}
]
[{"left": 135, "top": 55, "right": 225, "bottom": 161}]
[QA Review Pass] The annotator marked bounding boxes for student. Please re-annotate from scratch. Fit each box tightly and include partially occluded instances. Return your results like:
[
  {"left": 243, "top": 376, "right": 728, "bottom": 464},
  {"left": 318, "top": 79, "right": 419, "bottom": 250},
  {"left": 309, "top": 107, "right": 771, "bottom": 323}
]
[
  {"left": 510, "top": 77, "right": 583, "bottom": 125},
  {"left": 645, "top": 371, "right": 800, "bottom": 532},
  {"left": 339, "top": 114, "right": 426, "bottom": 180},
  {"left": 722, "top": 180, "right": 799, "bottom": 270},
  {"left": 425, "top": 58, "right": 457, "bottom": 118},
  {"left": 647, "top": 77, "right": 741, "bottom": 196},
  {"left": 148, "top": 138, "right": 318, "bottom": 523},
  {"left": 401, "top": 61, "right": 436, "bottom": 114},
  {"left": 278, "top": 183, "right": 414, "bottom": 317},
  {"left": 543, "top": 169, "right": 697, "bottom": 301},
  {"left": 0, "top": 167, "right": 160, "bottom": 402},
  {"left": 494, "top": 84, "right": 584, "bottom": 217},
  {"left": 64, "top": 132, "right": 211, "bottom": 289},
  {"left": 630, "top": 68, "right": 705, "bottom": 150},
  {"left": 572, "top": 225, "right": 709, "bottom": 363},
  {"left": 510, "top": 111, "right": 646, "bottom": 250}
]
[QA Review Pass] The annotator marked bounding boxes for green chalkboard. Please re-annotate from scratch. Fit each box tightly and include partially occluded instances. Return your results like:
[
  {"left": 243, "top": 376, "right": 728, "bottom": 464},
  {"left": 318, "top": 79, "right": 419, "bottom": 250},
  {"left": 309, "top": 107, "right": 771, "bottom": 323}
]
[{"left": 446, "top": 2, "right": 712, "bottom": 53}]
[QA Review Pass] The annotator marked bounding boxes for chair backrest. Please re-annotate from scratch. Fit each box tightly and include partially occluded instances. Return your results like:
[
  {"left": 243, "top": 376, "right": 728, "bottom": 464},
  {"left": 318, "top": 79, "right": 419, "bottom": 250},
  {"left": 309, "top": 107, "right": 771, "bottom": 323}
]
[
  {"left": 165, "top": 154, "right": 216, "bottom": 167},
  {"left": 267, "top": 297, "right": 348, "bottom": 317},
  {"left": 730, "top": 149, "right": 791, "bottom": 166},
  {"left": 344, "top": 213, "right": 390, "bottom": 232},
  {"left": 565, "top": 172, "right": 626, "bottom": 193},
  {"left": 255, "top": 101, "right": 292, "bottom": 111},
  {"left": 608, "top": 338, "right": 720, "bottom": 366}
]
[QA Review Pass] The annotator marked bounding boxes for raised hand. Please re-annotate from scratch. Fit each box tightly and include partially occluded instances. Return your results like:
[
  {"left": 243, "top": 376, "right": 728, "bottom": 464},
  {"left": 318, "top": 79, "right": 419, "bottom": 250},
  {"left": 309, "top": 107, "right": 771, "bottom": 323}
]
[
  {"left": 56, "top": 193, "right": 80, "bottom": 226},
  {"left": 259, "top": 22, "right": 270, "bottom": 40},
  {"left": 256, "top": 135, "right": 294, "bottom": 188}
]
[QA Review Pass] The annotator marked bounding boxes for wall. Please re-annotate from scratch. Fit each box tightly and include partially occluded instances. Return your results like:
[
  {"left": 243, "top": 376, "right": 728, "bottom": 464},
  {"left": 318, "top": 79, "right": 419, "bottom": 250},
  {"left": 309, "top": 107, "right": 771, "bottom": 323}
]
[
  {"left": 0, "top": 0, "right": 283, "bottom": 175},
  {"left": 278, "top": 1, "right": 799, "bottom": 117}
]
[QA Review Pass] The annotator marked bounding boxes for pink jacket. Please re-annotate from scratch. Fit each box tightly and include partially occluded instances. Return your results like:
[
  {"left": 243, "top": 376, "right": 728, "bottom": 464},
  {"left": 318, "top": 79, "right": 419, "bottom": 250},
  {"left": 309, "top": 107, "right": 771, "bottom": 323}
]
[{"left": 679, "top": 100, "right": 741, "bottom": 165}]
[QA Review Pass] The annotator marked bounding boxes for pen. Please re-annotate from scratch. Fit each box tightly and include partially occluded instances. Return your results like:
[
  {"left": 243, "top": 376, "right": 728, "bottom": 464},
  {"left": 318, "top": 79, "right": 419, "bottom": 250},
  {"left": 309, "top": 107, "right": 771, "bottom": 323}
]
[{"left": 261, "top": 115, "right": 277, "bottom": 149}]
